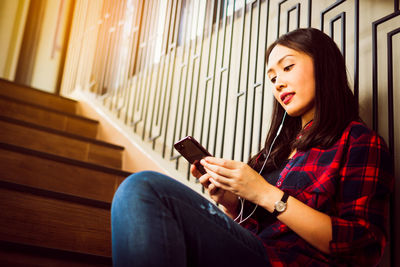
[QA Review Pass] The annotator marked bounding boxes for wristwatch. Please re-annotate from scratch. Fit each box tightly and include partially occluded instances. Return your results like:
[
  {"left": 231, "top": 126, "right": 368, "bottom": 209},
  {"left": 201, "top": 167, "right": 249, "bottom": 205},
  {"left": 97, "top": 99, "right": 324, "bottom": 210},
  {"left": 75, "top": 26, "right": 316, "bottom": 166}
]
[{"left": 272, "top": 191, "right": 289, "bottom": 217}]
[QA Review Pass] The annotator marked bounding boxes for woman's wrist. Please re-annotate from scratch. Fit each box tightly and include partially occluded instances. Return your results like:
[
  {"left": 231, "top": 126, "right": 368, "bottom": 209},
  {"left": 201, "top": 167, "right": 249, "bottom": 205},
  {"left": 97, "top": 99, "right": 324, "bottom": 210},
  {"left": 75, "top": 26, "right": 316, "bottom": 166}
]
[
  {"left": 221, "top": 197, "right": 240, "bottom": 218},
  {"left": 257, "top": 184, "right": 284, "bottom": 213}
]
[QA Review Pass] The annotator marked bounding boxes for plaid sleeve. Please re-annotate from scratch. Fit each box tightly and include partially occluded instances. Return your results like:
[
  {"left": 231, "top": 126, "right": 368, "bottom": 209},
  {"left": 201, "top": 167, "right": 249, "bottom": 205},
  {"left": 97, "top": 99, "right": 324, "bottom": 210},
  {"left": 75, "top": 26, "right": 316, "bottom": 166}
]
[{"left": 329, "top": 128, "right": 393, "bottom": 266}]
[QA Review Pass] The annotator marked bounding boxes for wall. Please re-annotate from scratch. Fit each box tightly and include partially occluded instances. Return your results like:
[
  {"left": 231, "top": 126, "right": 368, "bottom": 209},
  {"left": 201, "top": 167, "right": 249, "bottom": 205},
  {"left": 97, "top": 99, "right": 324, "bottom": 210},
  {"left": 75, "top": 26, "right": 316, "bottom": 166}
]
[
  {"left": 0, "top": 0, "right": 73, "bottom": 93},
  {"left": 0, "top": 0, "right": 29, "bottom": 80},
  {"left": 30, "top": 0, "right": 73, "bottom": 93}
]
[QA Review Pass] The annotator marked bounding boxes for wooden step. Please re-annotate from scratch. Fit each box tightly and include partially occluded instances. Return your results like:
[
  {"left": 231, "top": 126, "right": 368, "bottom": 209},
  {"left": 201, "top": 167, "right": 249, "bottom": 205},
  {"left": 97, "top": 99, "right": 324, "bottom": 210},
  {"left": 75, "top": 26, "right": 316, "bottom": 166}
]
[
  {"left": 0, "top": 142, "right": 130, "bottom": 204},
  {"left": 0, "top": 96, "right": 98, "bottom": 139},
  {"left": 0, "top": 143, "right": 132, "bottom": 261},
  {"left": 0, "top": 240, "right": 111, "bottom": 266},
  {"left": 0, "top": 183, "right": 112, "bottom": 259},
  {"left": 0, "top": 78, "right": 77, "bottom": 114},
  {"left": 0, "top": 116, "right": 123, "bottom": 169}
]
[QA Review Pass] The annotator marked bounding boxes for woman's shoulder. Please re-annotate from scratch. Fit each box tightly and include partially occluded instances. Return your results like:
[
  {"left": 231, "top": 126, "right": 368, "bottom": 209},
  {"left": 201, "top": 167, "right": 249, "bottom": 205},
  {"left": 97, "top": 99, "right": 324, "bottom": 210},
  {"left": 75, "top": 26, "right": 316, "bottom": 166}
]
[
  {"left": 343, "top": 120, "right": 378, "bottom": 139},
  {"left": 342, "top": 120, "right": 389, "bottom": 150},
  {"left": 345, "top": 120, "right": 372, "bottom": 135}
]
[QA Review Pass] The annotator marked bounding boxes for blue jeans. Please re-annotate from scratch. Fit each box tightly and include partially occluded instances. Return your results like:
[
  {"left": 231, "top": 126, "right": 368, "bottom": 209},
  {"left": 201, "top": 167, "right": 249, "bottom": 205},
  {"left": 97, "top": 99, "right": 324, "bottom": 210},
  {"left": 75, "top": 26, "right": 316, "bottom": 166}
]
[{"left": 111, "top": 171, "right": 270, "bottom": 267}]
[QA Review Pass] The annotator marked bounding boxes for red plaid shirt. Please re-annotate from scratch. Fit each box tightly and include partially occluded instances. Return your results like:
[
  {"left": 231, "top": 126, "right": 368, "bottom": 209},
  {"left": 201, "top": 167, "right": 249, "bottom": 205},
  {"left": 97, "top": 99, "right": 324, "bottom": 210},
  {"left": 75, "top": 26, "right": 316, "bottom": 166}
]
[{"left": 242, "top": 121, "right": 393, "bottom": 266}]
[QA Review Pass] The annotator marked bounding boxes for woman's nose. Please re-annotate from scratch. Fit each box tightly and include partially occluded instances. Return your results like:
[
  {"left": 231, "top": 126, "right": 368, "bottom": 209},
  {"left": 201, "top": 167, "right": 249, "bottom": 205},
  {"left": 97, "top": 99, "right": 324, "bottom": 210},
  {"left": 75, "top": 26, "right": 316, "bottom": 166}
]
[{"left": 274, "top": 77, "right": 286, "bottom": 91}]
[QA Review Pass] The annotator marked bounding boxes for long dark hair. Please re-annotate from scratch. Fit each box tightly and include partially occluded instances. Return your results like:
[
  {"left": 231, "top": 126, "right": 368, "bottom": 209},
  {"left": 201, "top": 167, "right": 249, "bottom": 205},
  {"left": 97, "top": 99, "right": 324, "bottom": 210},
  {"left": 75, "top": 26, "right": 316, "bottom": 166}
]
[{"left": 249, "top": 28, "right": 359, "bottom": 172}]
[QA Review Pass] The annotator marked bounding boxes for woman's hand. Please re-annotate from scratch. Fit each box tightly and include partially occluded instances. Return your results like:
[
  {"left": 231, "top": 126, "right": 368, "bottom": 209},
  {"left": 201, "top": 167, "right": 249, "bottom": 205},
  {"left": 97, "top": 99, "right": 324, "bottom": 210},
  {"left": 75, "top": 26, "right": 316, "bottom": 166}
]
[
  {"left": 190, "top": 164, "right": 239, "bottom": 217},
  {"left": 200, "top": 157, "right": 333, "bottom": 254},
  {"left": 190, "top": 164, "right": 203, "bottom": 179},
  {"left": 200, "top": 157, "right": 272, "bottom": 205}
]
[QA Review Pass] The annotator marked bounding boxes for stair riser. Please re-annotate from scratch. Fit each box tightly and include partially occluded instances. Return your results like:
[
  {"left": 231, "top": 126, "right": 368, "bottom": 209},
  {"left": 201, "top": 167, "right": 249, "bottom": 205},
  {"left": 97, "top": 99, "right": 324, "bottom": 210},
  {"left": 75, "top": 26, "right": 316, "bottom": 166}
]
[
  {"left": 0, "top": 120, "right": 122, "bottom": 169},
  {"left": 0, "top": 147, "right": 126, "bottom": 203},
  {"left": 0, "top": 79, "right": 77, "bottom": 114},
  {"left": 0, "top": 97, "right": 98, "bottom": 139},
  {"left": 0, "top": 80, "right": 128, "bottom": 265},
  {"left": 0, "top": 247, "right": 111, "bottom": 267},
  {"left": 0, "top": 187, "right": 111, "bottom": 257}
]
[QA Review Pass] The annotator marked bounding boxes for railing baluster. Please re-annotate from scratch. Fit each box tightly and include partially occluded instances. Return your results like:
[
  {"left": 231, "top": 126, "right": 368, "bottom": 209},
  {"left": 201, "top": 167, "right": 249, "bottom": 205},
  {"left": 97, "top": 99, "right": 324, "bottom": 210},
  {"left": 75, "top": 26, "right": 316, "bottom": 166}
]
[
  {"left": 161, "top": 0, "right": 183, "bottom": 157},
  {"left": 117, "top": 0, "right": 140, "bottom": 119},
  {"left": 170, "top": 0, "right": 194, "bottom": 164},
  {"left": 277, "top": 0, "right": 287, "bottom": 38},
  {"left": 130, "top": 0, "right": 149, "bottom": 126},
  {"left": 177, "top": 0, "right": 196, "bottom": 147},
  {"left": 109, "top": 0, "right": 126, "bottom": 112},
  {"left": 320, "top": 0, "right": 345, "bottom": 32},
  {"left": 124, "top": 0, "right": 144, "bottom": 124},
  {"left": 190, "top": 1, "right": 210, "bottom": 140},
  {"left": 199, "top": 0, "right": 216, "bottom": 146},
  {"left": 353, "top": 0, "right": 359, "bottom": 102},
  {"left": 286, "top": 4, "right": 300, "bottom": 33},
  {"left": 185, "top": 0, "right": 204, "bottom": 139},
  {"left": 205, "top": 0, "right": 222, "bottom": 153},
  {"left": 329, "top": 13, "right": 346, "bottom": 59},
  {"left": 154, "top": 2, "right": 176, "bottom": 129},
  {"left": 240, "top": 1, "right": 254, "bottom": 162},
  {"left": 232, "top": 0, "right": 247, "bottom": 160},
  {"left": 141, "top": 0, "right": 161, "bottom": 139},
  {"left": 258, "top": 0, "right": 271, "bottom": 152},
  {"left": 132, "top": 0, "right": 152, "bottom": 130},
  {"left": 220, "top": 0, "right": 237, "bottom": 158},
  {"left": 249, "top": 0, "right": 262, "bottom": 157},
  {"left": 149, "top": 0, "right": 174, "bottom": 142},
  {"left": 213, "top": 0, "right": 230, "bottom": 158}
]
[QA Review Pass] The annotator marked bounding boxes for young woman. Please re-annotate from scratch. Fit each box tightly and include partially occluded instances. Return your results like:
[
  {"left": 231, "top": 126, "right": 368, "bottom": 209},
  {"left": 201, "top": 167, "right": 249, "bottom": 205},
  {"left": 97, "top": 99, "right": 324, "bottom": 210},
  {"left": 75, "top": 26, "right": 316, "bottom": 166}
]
[{"left": 111, "top": 28, "right": 393, "bottom": 266}]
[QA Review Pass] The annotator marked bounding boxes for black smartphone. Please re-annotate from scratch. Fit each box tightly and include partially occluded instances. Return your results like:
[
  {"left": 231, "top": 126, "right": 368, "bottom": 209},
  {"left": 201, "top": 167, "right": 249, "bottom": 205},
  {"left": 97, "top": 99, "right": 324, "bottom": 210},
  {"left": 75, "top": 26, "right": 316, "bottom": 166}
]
[{"left": 174, "top": 136, "right": 212, "bottom": 175}]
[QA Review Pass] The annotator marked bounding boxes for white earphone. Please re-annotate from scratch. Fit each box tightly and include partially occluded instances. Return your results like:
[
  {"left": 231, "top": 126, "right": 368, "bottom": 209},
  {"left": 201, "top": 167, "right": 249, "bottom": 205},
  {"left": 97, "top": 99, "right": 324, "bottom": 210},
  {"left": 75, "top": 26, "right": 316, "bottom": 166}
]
[{"left": 235, "top": 111, "right": 287, "bottom": 224}]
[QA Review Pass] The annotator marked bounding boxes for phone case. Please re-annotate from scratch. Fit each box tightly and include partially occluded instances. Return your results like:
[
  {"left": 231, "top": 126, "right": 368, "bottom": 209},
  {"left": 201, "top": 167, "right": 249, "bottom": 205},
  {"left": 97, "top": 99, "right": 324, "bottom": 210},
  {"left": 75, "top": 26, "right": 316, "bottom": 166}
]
[{"left": 174, "top": 136, "right": 211, "bottom": 174}]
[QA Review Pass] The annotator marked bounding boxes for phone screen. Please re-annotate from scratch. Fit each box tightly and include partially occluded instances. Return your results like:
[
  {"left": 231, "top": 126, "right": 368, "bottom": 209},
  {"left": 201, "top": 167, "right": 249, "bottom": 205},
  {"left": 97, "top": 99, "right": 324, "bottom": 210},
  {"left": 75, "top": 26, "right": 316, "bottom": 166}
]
[{"left": 174, "top": 136, "right": 211, "bottom": 174}]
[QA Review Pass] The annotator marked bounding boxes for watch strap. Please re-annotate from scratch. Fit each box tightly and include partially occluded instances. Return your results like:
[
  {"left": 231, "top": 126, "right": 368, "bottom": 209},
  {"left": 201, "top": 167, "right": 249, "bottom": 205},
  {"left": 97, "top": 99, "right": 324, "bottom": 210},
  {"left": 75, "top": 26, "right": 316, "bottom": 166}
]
[{"left": 272, "top": 191, "right": 289, "bottom": 217}]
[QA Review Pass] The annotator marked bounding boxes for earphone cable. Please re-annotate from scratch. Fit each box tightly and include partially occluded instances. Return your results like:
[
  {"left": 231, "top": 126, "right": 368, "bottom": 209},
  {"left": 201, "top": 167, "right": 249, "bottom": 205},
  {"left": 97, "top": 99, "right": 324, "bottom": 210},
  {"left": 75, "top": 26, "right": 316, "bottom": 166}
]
[{"left": 234, "top": 111, "right": 287, "bottom": 224}]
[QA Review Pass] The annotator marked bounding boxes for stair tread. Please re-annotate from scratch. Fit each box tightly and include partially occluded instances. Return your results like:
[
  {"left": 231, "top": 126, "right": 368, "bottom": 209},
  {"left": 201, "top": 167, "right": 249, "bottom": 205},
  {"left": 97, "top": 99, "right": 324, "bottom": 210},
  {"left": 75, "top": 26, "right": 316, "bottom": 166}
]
[
  {"left": 0, "top": 95, "right": 98, "bottom": 123},
  {"left": 0, "top": 78, "right": 77, "bottom": 114},
  {"left": 0, "top": 80, "right": 130, "bottom": 264},
  {"left": 0, "top": 186, "right": 112, "bottom": 257},
  {"left": 0, "top": 179, "right": 110, "bottom": 209},
  {"left": 0, "top": 115, "right": 123, "bottom": 150},
  {"left": 0, "top": 142, "right": 131, "bottom": 181},
  {"left": 0, "top": 117, "right": 123, "bottom": 168},
  {"left": 0, "top": 240, "right": 111, "bottom": 266},
  {"left": 0, "top": 142, "right": 130, "bottom": 205},
  {"left": 0, "top": 95, "right": 99, "bottom": 138}
]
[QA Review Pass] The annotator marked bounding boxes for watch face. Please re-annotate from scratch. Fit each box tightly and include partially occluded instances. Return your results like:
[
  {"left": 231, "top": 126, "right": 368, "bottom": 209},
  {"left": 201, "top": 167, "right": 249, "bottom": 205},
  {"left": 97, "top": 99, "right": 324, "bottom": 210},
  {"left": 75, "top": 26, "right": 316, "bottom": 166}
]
[{"left": 275, "top": 201, "right": 287, "bottom": 212}]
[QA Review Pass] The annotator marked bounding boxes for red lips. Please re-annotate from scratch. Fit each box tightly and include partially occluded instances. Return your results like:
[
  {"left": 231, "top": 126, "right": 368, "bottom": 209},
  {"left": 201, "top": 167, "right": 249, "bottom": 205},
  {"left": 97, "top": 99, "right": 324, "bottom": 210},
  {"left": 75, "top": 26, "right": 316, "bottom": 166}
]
[{"left": 280, "top": 92, "right": 295, "bottom": 105}]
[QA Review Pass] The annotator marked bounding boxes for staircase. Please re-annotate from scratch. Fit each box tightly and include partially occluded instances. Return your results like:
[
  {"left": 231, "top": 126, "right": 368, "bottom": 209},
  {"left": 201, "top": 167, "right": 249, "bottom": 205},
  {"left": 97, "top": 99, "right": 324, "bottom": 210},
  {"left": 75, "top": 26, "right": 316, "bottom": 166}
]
[{"left": 0, "top": 78, "right": 131, "bottom": 266}]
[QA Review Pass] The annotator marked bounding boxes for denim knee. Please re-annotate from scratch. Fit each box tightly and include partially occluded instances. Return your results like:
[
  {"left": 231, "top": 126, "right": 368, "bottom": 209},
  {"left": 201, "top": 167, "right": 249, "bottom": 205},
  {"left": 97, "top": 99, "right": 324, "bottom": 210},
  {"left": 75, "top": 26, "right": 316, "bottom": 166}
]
[
  {"left": 113, "top": 171, "right": 169, "bottom": 205},
  {"left": 114, "top": 171, "right": 155, "bottom": 198}
]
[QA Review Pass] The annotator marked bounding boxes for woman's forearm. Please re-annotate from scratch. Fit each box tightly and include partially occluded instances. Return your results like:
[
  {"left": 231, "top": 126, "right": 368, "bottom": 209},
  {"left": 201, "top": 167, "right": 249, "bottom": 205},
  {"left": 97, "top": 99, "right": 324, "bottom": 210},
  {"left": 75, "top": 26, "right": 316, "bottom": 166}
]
[{"left": 257, "top": 186, "right": 332, "bottom": 254}]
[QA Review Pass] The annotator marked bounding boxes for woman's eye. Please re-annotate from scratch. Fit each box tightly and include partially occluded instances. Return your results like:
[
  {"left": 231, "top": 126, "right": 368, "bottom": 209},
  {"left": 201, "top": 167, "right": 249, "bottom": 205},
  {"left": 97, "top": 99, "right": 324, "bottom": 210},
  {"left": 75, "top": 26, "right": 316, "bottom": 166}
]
[
  {"left": 284, "top": 64, "right": 294, "bottom": 71},
  {"left": 270, "top": 77, "right": 276, "bottom": 83}
]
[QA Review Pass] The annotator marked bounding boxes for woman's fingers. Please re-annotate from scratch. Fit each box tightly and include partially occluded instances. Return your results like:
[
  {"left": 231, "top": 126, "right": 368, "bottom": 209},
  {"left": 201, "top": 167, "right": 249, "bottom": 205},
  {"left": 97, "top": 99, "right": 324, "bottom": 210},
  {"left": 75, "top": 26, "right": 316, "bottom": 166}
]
[
  {"left": 198, "top": 174, "right": 211, "bottom": 188},
  {"left": 209, "top": 176, "right": 232, "bottom": 191},
  {"left": 190, "top": 164, "right": 201, "bottom": 178},
  {"left": 201, "top": 158, "right": 238, "bottom": 178},
  {"left": 200, "top": 157, "right": 244, "bottom": 191},
  {"left": 208, "top": 182, "right": 219, "bottom": 195},
  {"left": 203, "top": 157, "right": 238, "bottom": 169}
]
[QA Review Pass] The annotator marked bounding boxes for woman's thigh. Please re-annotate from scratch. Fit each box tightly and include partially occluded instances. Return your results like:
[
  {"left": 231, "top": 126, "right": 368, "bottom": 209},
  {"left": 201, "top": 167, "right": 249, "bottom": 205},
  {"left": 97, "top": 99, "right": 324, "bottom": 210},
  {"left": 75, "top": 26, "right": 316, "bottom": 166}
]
[{"left": 111, "top": 171, "right": 270, "bottom": 267}]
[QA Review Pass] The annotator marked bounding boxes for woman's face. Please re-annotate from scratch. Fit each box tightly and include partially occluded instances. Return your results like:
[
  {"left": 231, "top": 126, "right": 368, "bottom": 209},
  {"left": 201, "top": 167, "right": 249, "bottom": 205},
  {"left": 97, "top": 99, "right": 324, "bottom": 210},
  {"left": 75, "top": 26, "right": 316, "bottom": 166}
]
[{"left": 267, "top": 45, "right": 316, "bottom": 126}]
